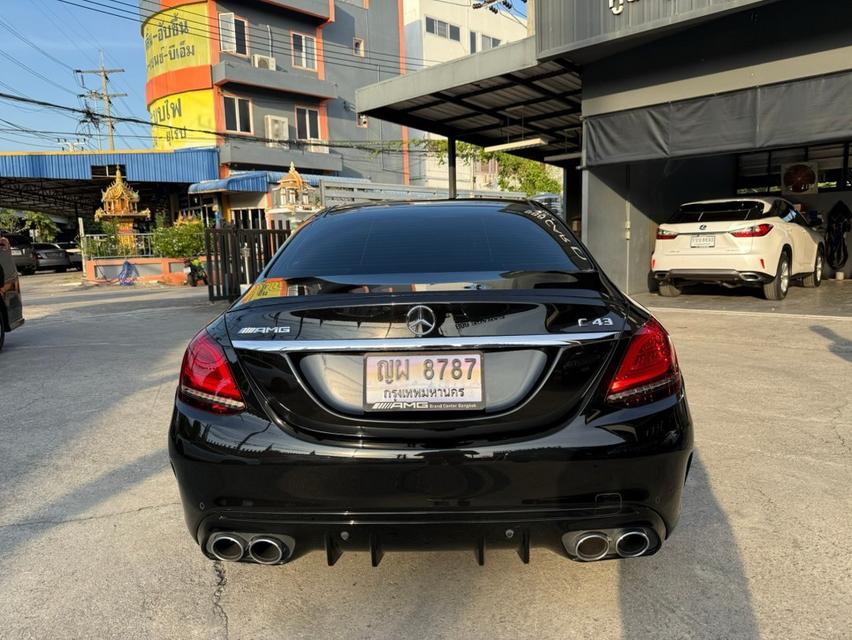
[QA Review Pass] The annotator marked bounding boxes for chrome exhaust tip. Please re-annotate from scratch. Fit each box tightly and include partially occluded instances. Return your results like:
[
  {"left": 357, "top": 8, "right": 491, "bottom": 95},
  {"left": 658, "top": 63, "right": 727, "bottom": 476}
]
[
  {"left": 615, "top": 530, "right": 650, "bottom": 558},
  {"left": 574, "top": 532, "right": 610, "bottom": 562},
  {"left": 248, "top": 537, "right": 286, "bottom": 565},
  {"left": 209, "top": 534, "right": 245, "bottom": 562}
]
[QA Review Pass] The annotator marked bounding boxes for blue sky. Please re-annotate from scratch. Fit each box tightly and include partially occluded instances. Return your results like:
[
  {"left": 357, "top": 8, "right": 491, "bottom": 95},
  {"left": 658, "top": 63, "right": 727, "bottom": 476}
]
[
  {"left": 0, "top": 0, "right": 150, "bottom": 151},
  {"left": 0, "top": 0, "right": 527, "bottom": 152}
]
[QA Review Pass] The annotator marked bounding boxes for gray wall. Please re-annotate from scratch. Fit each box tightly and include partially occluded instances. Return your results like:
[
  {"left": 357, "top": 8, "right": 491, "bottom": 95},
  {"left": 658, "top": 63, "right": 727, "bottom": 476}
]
[
  {"left": 584, "top": 156, "right": 736, "bottom": 293},
  {"left": 582, "top": 0, "right": 852, "bottom": 116},
  {"left": 535, "top": 0, "right": 774, "bottom": 61}
]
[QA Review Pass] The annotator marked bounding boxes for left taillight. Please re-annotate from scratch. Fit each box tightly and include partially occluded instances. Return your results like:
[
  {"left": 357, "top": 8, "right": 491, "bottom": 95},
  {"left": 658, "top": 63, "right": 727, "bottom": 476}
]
[
  {"left": 731, "top": 223, "right": 773, "bottom": 238},
  {"left": 179, "top": 330, "right": 245, "bottom": 414},
  {"left": 606, "top": 318, "right": 682, "bottom": 407}
]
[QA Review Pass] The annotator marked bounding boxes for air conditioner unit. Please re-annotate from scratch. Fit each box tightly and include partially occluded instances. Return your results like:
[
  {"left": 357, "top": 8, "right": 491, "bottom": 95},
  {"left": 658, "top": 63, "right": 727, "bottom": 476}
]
[
  {"left": 252, "top": 54, "right": 276, "bottom": 70},
  {"left": 265, "top": 115, "right": 289, "bottom": 148}
]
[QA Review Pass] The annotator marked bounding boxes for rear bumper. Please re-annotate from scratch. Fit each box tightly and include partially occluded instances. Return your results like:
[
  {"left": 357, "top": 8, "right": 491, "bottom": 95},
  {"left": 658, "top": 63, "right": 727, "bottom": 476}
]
[
  {"left": 655, "top": 269, "right": 773, "bottom": 284},
  {"left": 169, "top": 394, "right": 693, "bottom": 563}
]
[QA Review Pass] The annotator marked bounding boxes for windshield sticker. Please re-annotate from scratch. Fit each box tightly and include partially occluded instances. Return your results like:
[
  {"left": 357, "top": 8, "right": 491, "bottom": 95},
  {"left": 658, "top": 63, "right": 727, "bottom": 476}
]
[{"left": 241, "top": 278, "right": 288, "bottom": 303}]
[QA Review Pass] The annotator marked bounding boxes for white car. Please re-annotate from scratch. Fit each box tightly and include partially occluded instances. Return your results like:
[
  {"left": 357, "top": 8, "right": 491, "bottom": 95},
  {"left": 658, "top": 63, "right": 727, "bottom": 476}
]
[{"left": 652, "top": 197, "right": 825, "bottom": 300}]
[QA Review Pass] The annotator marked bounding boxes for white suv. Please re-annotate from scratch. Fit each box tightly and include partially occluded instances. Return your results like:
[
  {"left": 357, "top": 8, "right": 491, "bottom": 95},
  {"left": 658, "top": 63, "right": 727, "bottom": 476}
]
[{"left": 652, "top": 198, "right": 825, "bottom": 300}]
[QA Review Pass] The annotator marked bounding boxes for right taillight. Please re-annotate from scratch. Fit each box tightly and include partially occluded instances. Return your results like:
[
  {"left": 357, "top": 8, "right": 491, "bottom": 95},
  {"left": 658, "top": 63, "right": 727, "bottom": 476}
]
[
  {"left": 607, "top": 318, "right": 682, "bottom": 407},
  {"left": 179, "top": 330, "right": 245, "bottom": 414},
  {"left": 731, "top": 223, "right": 773, "bottom": 238},
  {"left": 656, "top": 229, "right": 678, "bottom": 240}
]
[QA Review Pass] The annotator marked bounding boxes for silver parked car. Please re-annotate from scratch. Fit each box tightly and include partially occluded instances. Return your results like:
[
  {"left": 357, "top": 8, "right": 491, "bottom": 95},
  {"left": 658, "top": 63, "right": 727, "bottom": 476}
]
[{"left": 33, "top": 243, "right": 71, "bottom": 272}]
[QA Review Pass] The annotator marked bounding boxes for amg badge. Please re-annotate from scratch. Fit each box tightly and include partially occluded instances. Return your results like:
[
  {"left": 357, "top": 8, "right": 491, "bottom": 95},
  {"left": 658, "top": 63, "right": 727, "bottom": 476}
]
[{"left": 237, "top": 327, "right": 291, "bottom": 334}]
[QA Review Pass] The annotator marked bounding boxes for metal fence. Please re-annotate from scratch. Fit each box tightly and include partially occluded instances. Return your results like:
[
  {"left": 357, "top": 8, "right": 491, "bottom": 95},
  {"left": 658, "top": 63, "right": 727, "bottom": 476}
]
[
  {"left": 80, "top": 233, "right": 157, "bottom": 259},
  {"left": 205, "top": 223, "right": 291, "bottom": 302}
]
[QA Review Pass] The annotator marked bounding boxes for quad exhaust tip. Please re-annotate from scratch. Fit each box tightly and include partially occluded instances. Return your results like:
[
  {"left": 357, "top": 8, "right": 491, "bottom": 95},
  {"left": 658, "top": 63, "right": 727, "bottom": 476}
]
[
  {"left": 615, "top": 530, "right": 650, "bottom": 558},
  {"left": 248, "top": 537, "right": 287, "bottom": 565},
  {"left": 210, "top": 534, "right": 245, "bottom": 562},
  {"left": 574, "top": 532, "right": 610, "bottom": 562}
]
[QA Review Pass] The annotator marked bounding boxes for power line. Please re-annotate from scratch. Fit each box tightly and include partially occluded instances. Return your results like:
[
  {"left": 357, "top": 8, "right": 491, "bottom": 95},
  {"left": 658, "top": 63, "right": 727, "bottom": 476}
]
[
  {"left": 55, "top": 0, "right": 427, "bottom": 76},
  {"left": 125, "top": 0, "right": 450, "bottom": 69},
  {"left": 0, "top": 91, "right": 443, "bottom": 156},
  {"left": 0, "top": 47, "right": 78, "bottom": 96},
  {"left": 76, "top": 59, "right": 129, "bottom": 151},
  {"left": 0, "top": 17, "right": 75, "bottom": 71}
]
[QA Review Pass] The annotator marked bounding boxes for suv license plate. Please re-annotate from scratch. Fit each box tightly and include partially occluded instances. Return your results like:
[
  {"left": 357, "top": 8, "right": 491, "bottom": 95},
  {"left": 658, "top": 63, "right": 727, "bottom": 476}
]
[
  {"left": 690, "top": 235, "right": 716, "bottom": 248},
  {"left": 364, "top": 352, "right": 484, "bottom": 412}
]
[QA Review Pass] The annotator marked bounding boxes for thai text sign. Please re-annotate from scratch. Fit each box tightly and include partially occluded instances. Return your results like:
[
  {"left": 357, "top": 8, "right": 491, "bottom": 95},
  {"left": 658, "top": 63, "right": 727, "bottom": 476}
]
[{"left": 144, "top": 3, "right": 210, "bottom": 79}]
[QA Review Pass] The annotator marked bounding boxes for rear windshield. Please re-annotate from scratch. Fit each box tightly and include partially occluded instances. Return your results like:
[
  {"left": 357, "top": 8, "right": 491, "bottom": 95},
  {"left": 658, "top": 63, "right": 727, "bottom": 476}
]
[
  {"left": 266, "top": 202, "right": 592, "bottom": 280},
  {"left": 670, "top": 201, "right": 770, "bottom": 223}
]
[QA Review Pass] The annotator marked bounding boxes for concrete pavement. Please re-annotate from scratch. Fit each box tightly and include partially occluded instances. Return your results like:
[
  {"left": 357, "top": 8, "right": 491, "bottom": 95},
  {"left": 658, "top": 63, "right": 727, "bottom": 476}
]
[{"left": 1, "top": 273, "right": 850, "bottom": 639}]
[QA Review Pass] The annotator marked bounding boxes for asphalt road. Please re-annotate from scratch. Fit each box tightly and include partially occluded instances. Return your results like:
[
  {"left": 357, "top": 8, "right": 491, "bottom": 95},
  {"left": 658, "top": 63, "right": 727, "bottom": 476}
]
[{"left": 1, "top": 272, "right": 851, "bottom": 639}]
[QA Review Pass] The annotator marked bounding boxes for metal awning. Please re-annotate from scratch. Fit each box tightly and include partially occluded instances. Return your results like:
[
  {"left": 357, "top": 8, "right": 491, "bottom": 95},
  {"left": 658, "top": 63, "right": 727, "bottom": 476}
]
[
  {"left": 356, "top": 37, "right": 582, "bottom": 167},
  {"left": 0, "top": 148, "right": 219, "bottom": 218}
]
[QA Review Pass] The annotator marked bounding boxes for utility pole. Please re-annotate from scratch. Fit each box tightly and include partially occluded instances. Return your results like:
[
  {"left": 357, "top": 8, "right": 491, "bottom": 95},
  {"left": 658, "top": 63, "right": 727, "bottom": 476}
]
[{"left": 76, "top": 54, "right": 127, "bottom": 151}]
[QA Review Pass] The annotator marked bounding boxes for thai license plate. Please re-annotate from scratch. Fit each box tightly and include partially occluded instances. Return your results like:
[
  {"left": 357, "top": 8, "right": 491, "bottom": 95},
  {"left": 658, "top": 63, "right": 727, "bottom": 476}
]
[
  {"left": 690, "top": 235, "right": 716, "bottom": 248},
  {"left": 364, "top": 352, "right": 484, "bottom": 412}
]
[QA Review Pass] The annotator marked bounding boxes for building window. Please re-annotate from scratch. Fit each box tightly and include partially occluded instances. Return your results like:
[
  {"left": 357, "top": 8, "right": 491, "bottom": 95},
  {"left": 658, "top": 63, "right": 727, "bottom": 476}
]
[
  {"left": 356, "top": 113, "right": 368, "bottom": 128},
  {"left": 219, "top": 13, "right": 248, "bottom": 55},
  {"left": 469, "top": 31, "right": 477, "bottom": 53},
  {"left": 353, "top": 37, "right": 365, "bottom": 57},
  {"left": 482, "top": 35, "right": 501, "bottom": 50},
  {"left": 296, "top": 106, "right": 325, "bottom": 152},
  {"left": 292, "top": 33, "right": 317, "bottom": 70},
  {"left": 223, "top": 96, "right": 252, "bottom": 133},
  {"left": 425, "top": 16, "right": 460, "bottom": 42}
]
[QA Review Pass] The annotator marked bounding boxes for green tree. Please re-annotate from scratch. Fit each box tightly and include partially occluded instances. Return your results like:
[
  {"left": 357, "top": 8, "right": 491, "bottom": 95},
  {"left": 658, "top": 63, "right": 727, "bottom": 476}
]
[
  {"left": 0, "top": 208, "right": 22, "bottom": 233},
  {"left": 0, "top": 209, "right": 60, "bottom": 241},
  {"left": 411, "top": 139, "right": 560, "bottom": 196},
  {"left": 151, "top": 216, "right": 204, "bottom": 258},
  {"left": 22, "top": 212, "right": 59, "bottom": 242}
]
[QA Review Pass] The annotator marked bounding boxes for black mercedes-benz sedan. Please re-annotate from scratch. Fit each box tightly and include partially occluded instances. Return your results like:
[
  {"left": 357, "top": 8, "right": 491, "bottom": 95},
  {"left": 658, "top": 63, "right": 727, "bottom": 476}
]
[{"left": 170, "top": 200, "right": 693, "bottom": 567}]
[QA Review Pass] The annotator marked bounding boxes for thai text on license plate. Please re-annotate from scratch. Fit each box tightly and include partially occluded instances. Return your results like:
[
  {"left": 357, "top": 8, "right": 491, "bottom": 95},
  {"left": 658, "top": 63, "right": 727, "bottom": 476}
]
[
  {"left": 364, "top": 352, "right": 484, "bottom": 412},
  {"left": 690, "top": 235, "right": 716, "bottom": 248}
]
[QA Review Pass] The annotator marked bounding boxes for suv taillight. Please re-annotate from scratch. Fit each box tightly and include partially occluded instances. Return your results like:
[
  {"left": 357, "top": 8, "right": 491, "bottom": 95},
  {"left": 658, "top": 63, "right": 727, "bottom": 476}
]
[
  {"left": 179, "top": 330, "right": 245, "bottom": 414},
  {"left": 731, "top": 223, "right": 773, "bottom": 238},
  {"left": 607, "top": 318, "right": 682, "bottom": 407},
  {"left": 656, "top": 229, "right": 678, "bottom": 240}
]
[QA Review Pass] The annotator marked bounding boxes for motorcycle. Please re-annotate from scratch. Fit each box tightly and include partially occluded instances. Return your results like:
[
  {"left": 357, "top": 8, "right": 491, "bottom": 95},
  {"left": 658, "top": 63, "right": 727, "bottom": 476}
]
[{"left": 184, "top": 257, "right": 209, "bottom": 287}]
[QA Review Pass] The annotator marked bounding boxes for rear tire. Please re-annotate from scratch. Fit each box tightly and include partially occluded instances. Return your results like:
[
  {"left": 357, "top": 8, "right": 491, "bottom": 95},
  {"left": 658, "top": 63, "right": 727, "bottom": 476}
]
[
  {"left": 55, "top": 267, "right": 67, "bottom": 273},
  {"left": 658, "top": 281, "right": 682, "bottom": 297},
  {"left": 763, "top": 251, "right": 791, "bottom": 300},
  {"left": 802, "top": 248, "right": 824, "bottom": 288}
]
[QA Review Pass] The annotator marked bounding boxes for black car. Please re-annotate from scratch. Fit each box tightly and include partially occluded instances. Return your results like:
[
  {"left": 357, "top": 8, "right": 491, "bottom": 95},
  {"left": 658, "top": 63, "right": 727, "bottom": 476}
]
[
  {"left": 171, "top": 200, "right": 693, "bottom": 567},
  {"left": 0, "top": 236, "right": 25, "bottom": 350},
  {"left": 0, "top": 233, "right": 37, "bottom": 275}
]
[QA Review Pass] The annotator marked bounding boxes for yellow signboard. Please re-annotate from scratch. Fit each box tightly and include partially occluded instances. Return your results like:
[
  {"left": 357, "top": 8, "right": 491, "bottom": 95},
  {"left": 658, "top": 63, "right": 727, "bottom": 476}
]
[
  {"left": 144, "top": 3, "right": 210, "bottom": 79},
  {"left": 149, "top": 89, "right": 216, "bottom": 150}
]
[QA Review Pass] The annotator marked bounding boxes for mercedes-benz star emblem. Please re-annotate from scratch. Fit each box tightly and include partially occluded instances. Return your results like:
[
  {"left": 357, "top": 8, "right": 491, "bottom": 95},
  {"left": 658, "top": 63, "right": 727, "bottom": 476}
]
[
  {"left": 406, "top": 305, "right": 436, "bottom": 337},
  {"left": 699, "top": 224, "right": 708, "bottom": 231}
]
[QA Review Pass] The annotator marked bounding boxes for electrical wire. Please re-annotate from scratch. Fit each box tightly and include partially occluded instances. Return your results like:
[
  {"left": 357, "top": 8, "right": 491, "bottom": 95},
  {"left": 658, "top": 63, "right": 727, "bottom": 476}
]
[
  {"left": 0, "top": 91, "right": 445, "bottom": 156},
  {"left": 56, "top": 0, "right": 430, "bottom": 75}
]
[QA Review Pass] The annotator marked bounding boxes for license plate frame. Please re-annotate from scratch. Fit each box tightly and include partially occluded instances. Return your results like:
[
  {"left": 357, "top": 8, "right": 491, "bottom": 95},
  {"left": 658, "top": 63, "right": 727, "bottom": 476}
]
[
  {"left": 690, "top": 235, "right": 716, "bottom": 248},
  {"left": 363, "top": 351, "right": 485, "bottom": 412}
]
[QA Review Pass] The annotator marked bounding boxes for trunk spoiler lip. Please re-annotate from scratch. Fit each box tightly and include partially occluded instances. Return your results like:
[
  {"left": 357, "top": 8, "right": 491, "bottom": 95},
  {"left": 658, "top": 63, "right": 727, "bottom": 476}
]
[{"left": 231, "top": 332, "right": 620, "bottom": 353}]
